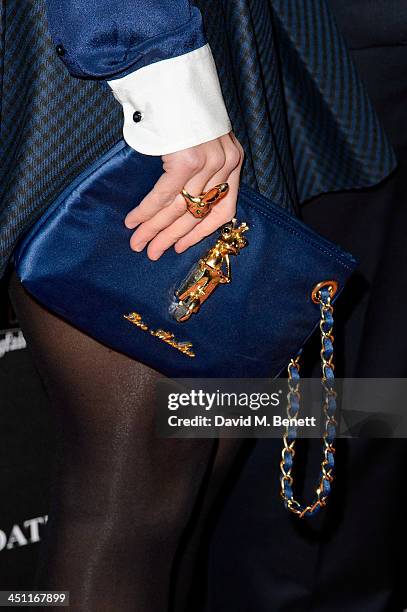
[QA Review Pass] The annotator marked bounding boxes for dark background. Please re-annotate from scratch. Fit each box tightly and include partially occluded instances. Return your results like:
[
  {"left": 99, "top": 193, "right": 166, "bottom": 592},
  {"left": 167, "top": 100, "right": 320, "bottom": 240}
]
[{"left": 0, "top": 277, "right": 54, "bottom": 588}]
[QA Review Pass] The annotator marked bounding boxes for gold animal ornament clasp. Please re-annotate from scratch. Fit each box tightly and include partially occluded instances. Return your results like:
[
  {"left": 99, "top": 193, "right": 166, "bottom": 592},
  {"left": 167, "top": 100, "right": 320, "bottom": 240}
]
[{"left": 170, "top": 219, "right": 249, "bottom": 322}]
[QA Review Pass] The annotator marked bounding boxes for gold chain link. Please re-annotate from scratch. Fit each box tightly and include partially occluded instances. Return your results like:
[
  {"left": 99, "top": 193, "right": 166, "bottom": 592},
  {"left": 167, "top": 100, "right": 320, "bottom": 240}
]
[{"left": 280, "top": 289, "right": 338, "bottom": 518}]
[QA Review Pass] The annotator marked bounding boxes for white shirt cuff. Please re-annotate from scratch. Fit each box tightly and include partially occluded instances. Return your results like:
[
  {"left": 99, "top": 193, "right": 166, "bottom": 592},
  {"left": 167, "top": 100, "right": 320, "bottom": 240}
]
[{"left": 107, "top": 44, "right": 232, "bottom": 156}]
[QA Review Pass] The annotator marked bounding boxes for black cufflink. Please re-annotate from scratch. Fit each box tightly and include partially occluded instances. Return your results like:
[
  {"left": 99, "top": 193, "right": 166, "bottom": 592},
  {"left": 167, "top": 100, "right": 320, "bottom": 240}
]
[
  {"left": 56, "top": 44, "right": 65, "bottom": 57},
  {"left": 133, "top": 111, "right": 143, "bottom": 123}
]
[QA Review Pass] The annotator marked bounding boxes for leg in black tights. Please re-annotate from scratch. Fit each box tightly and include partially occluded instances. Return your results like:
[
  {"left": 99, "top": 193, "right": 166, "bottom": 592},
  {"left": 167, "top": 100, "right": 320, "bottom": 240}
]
[{"left": 8, "top": 268, "right": 238, "bottom": 612}]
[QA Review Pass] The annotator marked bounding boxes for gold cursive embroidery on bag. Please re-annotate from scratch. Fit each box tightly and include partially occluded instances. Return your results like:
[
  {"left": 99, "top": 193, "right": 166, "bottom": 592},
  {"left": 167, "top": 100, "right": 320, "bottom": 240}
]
[
  {"left": 124, "top": 312, "right": 149, "bottom": 330},
  {"left": 150, "top": 329, "right": 195, "bottom": 357},
  {"left": 123, "top": 312, "right": 195, "bottom": 358}
]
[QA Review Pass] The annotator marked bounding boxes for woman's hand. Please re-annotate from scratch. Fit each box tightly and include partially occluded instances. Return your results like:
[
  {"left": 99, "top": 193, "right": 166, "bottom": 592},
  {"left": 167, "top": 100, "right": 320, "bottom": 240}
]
[{"left": 124, "top": 132, "right": 244, "bottom": 260}]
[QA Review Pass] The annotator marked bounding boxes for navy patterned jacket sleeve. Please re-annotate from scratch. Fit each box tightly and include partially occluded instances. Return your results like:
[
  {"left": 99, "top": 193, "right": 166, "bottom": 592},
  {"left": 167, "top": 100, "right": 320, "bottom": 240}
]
[{"left": 44, "top": 0, "right": 207, "bottom": 79}]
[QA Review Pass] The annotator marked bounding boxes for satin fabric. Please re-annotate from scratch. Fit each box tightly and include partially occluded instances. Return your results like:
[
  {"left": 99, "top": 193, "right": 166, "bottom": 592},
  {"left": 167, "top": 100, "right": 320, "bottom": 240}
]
[
  {"left": 44, "top": 1, "right": 206, "bottom": 79},
  {"left": 13, "top": 140, "right": 355, "bottom": 378}
]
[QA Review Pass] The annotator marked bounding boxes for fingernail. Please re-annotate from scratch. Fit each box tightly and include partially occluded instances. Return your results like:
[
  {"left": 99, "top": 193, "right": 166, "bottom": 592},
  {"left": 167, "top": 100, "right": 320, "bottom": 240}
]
[
  {"left": 125, "top": 220, "right": 137, "bottom": 229},
  {"left": 148, "top": 251, "right": 162, "bottom": 261},
  {"left": 132, "top": 242, "right": 145, "bottom": 252}
]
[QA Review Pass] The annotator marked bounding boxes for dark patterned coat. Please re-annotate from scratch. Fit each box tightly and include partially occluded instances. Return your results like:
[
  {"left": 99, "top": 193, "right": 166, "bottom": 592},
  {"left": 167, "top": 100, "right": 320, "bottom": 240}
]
[{"left": 0, "top": 0, "right": 396, "bottom": 278}]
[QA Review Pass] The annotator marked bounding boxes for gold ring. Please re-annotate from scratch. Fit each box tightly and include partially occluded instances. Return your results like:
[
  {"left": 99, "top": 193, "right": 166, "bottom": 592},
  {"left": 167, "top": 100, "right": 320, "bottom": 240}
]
[{"left": 181, "top": 182, "right": 229, "bottom": 219}]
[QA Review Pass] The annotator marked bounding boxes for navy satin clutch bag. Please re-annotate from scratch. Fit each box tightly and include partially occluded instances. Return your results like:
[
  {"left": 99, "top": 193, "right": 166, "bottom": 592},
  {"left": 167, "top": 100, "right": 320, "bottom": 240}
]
[
  {"left": 13, "top": 139, "right": 356, "bottom": 379},
  {"left": 13, "top": 139, "right": 358, "bottom": 517}
]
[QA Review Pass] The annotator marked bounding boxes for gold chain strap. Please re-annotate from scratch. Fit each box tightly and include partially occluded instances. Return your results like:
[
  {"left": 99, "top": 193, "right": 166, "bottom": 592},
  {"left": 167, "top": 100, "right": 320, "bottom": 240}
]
[{"left": 280, "top": 285, "right": 338, "bottom": 518}]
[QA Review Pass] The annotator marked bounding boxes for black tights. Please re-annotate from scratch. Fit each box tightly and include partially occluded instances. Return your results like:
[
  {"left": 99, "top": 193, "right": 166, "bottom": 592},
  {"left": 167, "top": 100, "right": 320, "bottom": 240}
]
[{"left": 8, "top": 269, "right": 241, "bottom": 612}]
